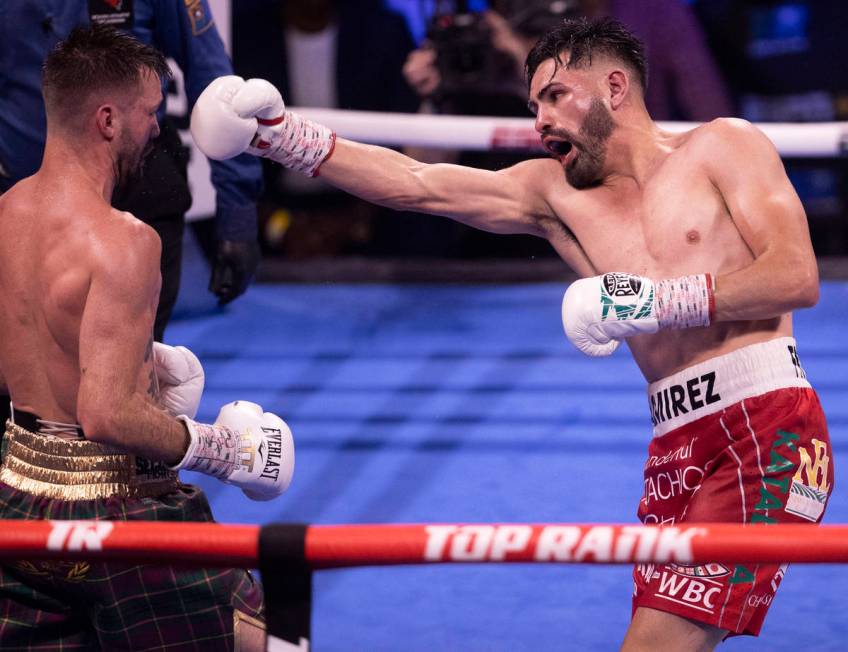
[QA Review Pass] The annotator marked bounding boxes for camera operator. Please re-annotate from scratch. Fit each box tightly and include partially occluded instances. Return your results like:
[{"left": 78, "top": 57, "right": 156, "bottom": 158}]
[{"left": 404, "top": 0, "right": 732, "bottom": 122}]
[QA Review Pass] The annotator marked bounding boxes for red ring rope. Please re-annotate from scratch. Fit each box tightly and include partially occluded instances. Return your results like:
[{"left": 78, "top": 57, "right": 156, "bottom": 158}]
[{"left": 0, "top": 521, "right": 847, "bottom": 568}]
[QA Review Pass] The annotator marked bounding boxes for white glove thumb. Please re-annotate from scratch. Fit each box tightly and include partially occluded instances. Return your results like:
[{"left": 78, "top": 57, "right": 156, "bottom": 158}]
[
  {"left": 231, "top": 78, "right": 285, "bottom": 121},
  {"left": 153, "top": 343, "right": 205, "bottom": 419}
]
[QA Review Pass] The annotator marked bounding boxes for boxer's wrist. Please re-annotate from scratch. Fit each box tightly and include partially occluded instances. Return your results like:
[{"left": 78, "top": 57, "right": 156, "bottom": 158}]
[
  {"left": 253, "top": 111, "right": 336, "bottom": 177},
  {"left": 170, "top": 416, "right": 239, "bottom": 478},
  {"left": 655, "top": 273, "right": 715, "bottom": 330}
]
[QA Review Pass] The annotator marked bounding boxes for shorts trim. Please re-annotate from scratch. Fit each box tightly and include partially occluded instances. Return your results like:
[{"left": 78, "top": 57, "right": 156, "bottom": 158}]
[
  {"left": 648, "top": 337, "right": 810, "bottom": 437},
  {"left": 1, "top": 421, "right": 178, "bottom": 500}
]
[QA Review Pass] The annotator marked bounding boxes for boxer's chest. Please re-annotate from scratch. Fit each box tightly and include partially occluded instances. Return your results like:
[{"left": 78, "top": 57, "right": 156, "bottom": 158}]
[{"left": 561, "top": 157, "right": 752, "bottom": 278}]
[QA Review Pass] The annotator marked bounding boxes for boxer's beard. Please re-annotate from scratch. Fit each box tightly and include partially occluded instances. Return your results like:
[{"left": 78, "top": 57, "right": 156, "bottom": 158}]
[
  {"left": 564, "top": 98, "right": 614, "bottom": 189},
  {"left": 114, "top": 129, "right": 152, "bottom": 193}
]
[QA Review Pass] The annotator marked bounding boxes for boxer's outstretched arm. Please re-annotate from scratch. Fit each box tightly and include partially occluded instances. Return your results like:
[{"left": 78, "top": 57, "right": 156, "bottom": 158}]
[
  {"left": 191, "top": 76, "right": 558, "bottom": 237},
  {"left": 705, "top": 118, "right": 819, "bottom": 320},
  {"left": 320, "top": 139, "right": 557, "bottom": 236}
]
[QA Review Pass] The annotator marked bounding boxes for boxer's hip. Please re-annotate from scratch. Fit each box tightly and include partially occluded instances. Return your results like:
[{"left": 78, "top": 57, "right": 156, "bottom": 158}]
[
  {"left": 646, "top": 336, "right": 812, "bottom": 438},
  {"left": 1, "top": 417, "right": 178, "bottom": 500}
]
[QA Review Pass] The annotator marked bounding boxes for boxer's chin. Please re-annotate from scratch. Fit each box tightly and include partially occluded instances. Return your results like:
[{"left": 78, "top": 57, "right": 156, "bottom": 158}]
[{"left": 565, "top": 152, "right": 604, "bottom": 189}]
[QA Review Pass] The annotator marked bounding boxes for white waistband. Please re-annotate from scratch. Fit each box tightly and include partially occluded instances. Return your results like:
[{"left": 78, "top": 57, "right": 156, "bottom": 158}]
[{"left": 647, "top": 337, "right": 810, "bottom": 437}]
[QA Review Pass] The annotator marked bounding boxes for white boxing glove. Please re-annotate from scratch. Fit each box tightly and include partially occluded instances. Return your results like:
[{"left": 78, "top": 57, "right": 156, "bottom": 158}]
[
  {"left": 191, "top": 76, "right": 335, "bottom": 176},
  {"left": 562, "top": 273, "right": 714, "bottom": 357},
  {"left": 172, "top": 401, "right": 294, "bottom": 501},
  {"left": 153, "top": 343, "right": 204, "bottom": 419},
  {"left": 190, "top": 76, "right": 257, "bottom": 161}
]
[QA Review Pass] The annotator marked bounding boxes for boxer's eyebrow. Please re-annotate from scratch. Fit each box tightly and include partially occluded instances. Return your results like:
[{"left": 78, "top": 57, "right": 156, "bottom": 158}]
[{"left": 528, "top": 83, "right": 566, "bottom": 115}]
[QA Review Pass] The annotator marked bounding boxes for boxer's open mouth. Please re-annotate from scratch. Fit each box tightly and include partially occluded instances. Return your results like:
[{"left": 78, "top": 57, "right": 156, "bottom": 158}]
[{"left": 544, "top": 137, "right": 573, "bottom": 162}]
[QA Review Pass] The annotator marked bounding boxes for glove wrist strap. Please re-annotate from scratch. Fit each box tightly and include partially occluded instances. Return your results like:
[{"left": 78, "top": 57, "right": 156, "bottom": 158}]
[
  {"left": 259, "top": 111, "right": 336, "bottom": 177},
  {"left": 172, "top": 417, "right": 240, "bottom": 479},
  {"left": 655, "top": 273, "right": 715, "bottom": 330}
]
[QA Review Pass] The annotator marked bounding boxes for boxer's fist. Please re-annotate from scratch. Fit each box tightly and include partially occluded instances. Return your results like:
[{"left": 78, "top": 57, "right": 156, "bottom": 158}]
[
  {"left": 191, "top": 76, "right": 335, "bottom": 176},
  {"left": 562, "top": 273, "right": 658, "bottom": 357},
  {"left": 562, "top": 272, "right": 714, "bottom": 357},
  {"left": 173, "top": 401, "right": 294, "bottom": 501},
  {"left": 153, "top": 343, "right": 204, "bottom": 419},
  {"left": 190, "top": 76, "right": 257, "bottom": 161},
  {"left": 228, "top": 78, "right": 286, "bottom": 157}
]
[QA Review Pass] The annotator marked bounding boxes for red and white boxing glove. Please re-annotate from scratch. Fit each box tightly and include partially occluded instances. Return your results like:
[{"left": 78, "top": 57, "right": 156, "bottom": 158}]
[
  {"left": 153, "top": 343, "right": 204, "bottom": 419},
  {"left": 562, "top": 272, "right": 715, "bottom": 357},
  {"left": 172, "top": 401, "right": 295, "bottom": 501},
  {"left": 190, "top": 75, "right": 335, "bottom": 176}
]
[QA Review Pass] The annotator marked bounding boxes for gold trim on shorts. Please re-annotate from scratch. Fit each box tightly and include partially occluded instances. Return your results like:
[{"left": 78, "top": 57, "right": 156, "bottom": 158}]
[{"left": 1, "top": 421, "right": 179, "bottom": 500}]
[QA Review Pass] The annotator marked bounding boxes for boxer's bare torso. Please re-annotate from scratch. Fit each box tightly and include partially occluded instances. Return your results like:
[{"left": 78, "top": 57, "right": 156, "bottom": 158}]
[
  {"left": 537, "top": 123, "right": 790, "bottom": 380},
  {"left": 0, "top": 176, "right": 160, "bottom": 425}
]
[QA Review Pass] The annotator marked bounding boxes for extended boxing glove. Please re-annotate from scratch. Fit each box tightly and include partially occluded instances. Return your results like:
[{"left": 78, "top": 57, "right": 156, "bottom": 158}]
[
  {"left": 189, "top": 76, "right": 257, "bottom": 161},
  {"left": 172, "top": 401, "right": 294, "bottom": 501},
  {"left": 153, "top": 342, "right": 204, "bottom": 419},
  {"left": 191, "top": 76, "right": 335, "bottom": 176},
  {"left": 562, "top": 272, "right": 714, "bottom": 357}
]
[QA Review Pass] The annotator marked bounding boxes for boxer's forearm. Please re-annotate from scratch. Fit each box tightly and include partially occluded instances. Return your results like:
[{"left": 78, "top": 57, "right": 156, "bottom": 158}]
[
  {"left": 78, "top": 394, "right": 189, "bottom": 466},
  {"left": 713, "top": 249, "right": 819, "bottom": 321},
  {"left": 319, "top": 138, "right": 431, "bottom": 209},
  {"left": 321, "top": 139, "right": 544, "bottom": 235}
]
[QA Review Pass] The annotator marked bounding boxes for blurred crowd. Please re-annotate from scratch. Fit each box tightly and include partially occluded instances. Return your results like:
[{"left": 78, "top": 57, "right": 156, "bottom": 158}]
[{"left": 227, "top": 0, "right": 846, "bottom": 262}]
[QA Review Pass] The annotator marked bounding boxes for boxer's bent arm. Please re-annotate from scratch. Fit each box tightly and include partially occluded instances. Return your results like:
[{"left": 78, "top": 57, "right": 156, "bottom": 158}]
[
  {"left": 76, "top": 221, "right": 188, "bottom": 465},
  {"left": 319, "top": 138, "right": 557, "bottom": 236},
  {"left": 705, "top": 119, "right": 819, "bottom": 320}
]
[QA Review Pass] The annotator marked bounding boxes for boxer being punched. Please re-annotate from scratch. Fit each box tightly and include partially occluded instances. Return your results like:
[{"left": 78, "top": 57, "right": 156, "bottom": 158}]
[
  {"left": 191, "top": 16, "right": 832, "bottom": 649},
  {"left": 0, "top": 25, "right": 293, "bottom": 650}
]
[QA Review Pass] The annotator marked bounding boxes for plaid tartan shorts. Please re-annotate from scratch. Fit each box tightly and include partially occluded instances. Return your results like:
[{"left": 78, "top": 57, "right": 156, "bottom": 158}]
[{"left": 0, "top": 424, "right": 264, "bottom": 651}]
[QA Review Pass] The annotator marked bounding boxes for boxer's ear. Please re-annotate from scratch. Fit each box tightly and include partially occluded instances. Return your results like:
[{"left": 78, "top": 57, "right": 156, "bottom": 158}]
[
  {"left": 95, "top": 103, "right": 117, "bottom": 140},
  {"left": 607, "top": 69, "right": 629, "bottom": 111}
]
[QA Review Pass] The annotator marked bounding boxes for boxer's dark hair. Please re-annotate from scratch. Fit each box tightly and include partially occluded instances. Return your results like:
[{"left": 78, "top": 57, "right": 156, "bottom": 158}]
[
  {"left": 525, "top": 17, "right": 647, "bottom": 91},
  {"left": 42, "top": 23, "right": 171, "bottom": 122}
]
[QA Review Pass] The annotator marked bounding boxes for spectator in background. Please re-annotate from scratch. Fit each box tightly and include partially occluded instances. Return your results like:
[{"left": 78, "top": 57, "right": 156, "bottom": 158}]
[
  {"left": 0, "top": 0, "right": 264, "bottom": 427},
  {"left": 233, "top": 0, "right": 420, "bottom": 258}
]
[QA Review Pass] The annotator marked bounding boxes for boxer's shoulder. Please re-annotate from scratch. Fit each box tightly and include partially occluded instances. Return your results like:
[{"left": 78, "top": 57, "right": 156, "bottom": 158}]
[
  {"left": 685, "top": 118, "right": 768, "bottom": 157},
  {"left": 102, "top": 208, "right": 159, "bottom": 245},
  {"left": 86, "top": 209, "right": 161, "bottom": 280}
]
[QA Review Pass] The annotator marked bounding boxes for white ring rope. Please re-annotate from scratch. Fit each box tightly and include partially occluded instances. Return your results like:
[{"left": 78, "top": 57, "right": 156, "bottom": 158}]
[{"left": 294, "top": 107, "right": 848, "bottom": 158}]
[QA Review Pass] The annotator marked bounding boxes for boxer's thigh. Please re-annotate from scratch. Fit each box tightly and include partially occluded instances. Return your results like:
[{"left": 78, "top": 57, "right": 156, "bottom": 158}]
[
  {"left": 91, "top": 562, "right": 264, "bottom": 651},
  {"left": 0, "top": 562, "right": 96, "bottom": 650},
  {"left": 622, "top": 606, "right": 726, "bottom": 652}
]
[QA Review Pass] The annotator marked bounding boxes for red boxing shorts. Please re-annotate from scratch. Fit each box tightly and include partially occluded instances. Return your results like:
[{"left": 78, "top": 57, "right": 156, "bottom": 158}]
[{"left": 633, "top": 337, "right": 833, "bottom": 636}]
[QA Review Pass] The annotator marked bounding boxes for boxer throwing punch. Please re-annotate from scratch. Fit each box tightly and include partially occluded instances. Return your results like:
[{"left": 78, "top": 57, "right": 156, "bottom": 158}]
[
  {"left": 192, "top": 16, "right": 833, "bottom": 649},
  {"left": 0, "top": 25, "right": 293, "bottom": 650}
]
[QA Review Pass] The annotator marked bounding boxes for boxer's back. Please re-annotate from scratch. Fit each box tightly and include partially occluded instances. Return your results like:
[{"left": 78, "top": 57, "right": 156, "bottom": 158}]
[{"left": 0, "top": 174, "right": 131, "bottom": 422}]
